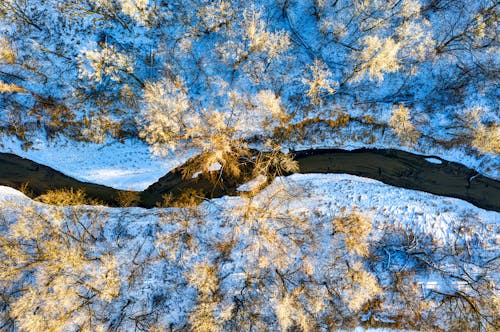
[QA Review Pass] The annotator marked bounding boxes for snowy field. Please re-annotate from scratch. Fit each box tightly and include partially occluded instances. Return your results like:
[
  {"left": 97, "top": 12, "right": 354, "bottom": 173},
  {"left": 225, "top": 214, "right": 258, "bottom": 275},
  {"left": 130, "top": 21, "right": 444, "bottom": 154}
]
[
  {"left": 0, "top": 136, "right": 195, "bottom": 190},
  {"left": 0, "top": 173, "right": 498, "bottom": 330}
]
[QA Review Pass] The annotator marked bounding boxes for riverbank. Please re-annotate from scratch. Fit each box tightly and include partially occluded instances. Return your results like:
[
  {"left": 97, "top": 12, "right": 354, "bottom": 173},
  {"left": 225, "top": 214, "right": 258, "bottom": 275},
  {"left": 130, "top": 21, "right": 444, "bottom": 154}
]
[{"left": 1, "top": 149, "right": 499, "bottom": 211}]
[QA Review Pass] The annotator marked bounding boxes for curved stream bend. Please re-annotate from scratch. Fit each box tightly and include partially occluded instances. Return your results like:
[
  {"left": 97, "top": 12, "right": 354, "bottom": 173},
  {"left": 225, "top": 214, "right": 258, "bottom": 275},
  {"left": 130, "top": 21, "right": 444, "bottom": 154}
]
[{"left": 0, "top": 149, "right": 499, "bottom": 211}]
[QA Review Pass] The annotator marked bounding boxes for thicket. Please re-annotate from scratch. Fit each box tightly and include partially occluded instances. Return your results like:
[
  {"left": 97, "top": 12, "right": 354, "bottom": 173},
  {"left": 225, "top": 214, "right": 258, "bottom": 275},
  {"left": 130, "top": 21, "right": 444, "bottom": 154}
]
[
  {"left": 0, "top": 182, "right": 498, "bottom": 331},
  {"left": 0, "top": 0, "right": 497, "bottom": 172}
]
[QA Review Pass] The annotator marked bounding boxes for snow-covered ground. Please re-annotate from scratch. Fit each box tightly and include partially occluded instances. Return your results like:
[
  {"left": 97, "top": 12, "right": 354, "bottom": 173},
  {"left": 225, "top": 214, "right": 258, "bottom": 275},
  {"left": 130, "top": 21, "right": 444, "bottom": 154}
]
[
  {"left": 2, "top": 172, "right": 497, "bottom": 240},
  {"left": 0, "top": 136, "right": 194, "bottom": 190},
  {"left": 245, "top": 174, "right": 499, "bottom": 244},
  {"left": 0, "top": 173, "right": 498, "bottom": 330}
]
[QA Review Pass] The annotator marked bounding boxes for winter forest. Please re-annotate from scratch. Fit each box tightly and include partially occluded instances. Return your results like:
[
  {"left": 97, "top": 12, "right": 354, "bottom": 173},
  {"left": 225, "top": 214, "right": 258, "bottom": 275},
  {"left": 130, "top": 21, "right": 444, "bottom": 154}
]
[{"left": 0, "top": 0, "right": 499, "bottom": 331}]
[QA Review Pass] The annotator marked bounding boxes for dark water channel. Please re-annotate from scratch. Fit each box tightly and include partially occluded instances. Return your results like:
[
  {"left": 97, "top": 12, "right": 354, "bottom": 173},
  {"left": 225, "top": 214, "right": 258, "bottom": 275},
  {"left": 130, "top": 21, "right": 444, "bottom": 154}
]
[{"left": 0, "top": 149, "right": 499, "bottom": 212}]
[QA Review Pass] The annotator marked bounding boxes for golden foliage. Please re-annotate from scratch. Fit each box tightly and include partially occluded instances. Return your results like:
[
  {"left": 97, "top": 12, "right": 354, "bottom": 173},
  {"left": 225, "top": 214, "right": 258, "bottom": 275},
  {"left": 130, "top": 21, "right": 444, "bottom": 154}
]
[
  {"left": 141, "top": 75, "right": 295, "bottom": 180},
  {"left": 78, "top": 43, "right": 135, "bottom": 83},
  {"left": 187, "top": 263, "right": 219, "bottom": 296},
  {"left": 0, "top": 36, "right": 16, "bottom": 64},
  {"left": 352, "top": 36, "right": 401, "bottom": 82},
  {"left": 344, "top": 262, "right": 382, "bottom": 311},
  {"left": 186, "top": 263, "right": 223, "bottom": 332},
  {"left": 464, "top": 107, "right": 500, "bottom": 154},
  {"left": 240, "top": 7, "right": 290, "bottom": 63},
  {"left": 139, "top": 77, "right": 189, "bottom": 155},
  {"left": 18, "top": 181, "right": 33, "bottom": 197},
  {"left": 35, "top": 188, "right": 103, "bottom": 206},
  {"left": 197, "top": 0, "right": 234, "bottom": 33},
  {"left": 0, "top": 203, "right": 118, "bottom": 331},
  {"left": 303, "top": 59, "right": 337, "bottom": 105},
  {"left": 333, "top": 209, "right": 372, "bottom": 257},
  {"left": 252, "top": 146, "right": 299, "bottom": 180},
  {"left": 472, "top": 124, "right": 500, "bottom": 154},
  {"left": 0, "top": 81, "right": 25, "bottom": 93},
  {"left": 389, "top": 104, "right": 421, "bottom": 146},
  {"left": 116, "top": 190, "right": 141, "bottom": 207},
  {"left": 159, "top": 188, "right": 205, "bottom": 208}
]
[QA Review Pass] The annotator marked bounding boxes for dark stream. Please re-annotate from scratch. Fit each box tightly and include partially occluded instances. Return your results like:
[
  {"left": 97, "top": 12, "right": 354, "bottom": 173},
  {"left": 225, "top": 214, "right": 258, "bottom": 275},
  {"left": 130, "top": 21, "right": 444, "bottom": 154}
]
[{"left": 0, "top": 149, "right": 499, "bottom": 211}]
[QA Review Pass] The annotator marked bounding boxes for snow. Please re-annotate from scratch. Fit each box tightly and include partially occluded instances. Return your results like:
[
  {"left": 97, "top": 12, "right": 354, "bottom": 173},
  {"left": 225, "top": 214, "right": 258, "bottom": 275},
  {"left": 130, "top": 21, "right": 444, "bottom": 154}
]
[
  {"left": 261, "top": 174, "right": 498, "bottom": 244},
  {"left": 191, "top": 171, "right": 202, "bottom": 179},
  {"left": 350, "top": 329, "right": 415, "bottom": 332},
  {"left": 0, "top": 185, "right": 31, "bottom": 204},
  {"left": 0, "top": 172, "right": 497, "bottom": 330},
  {"left": 0, "top": 136, "right": 195, "bottom": 190},
  {"left": 237, "top": 174, "right": 268, "bottom": 192},
  {"left": 424, "top": 157, "right": 442, "bottom": 164},
  {"left": 0, "top": 0, "right": 498, "bottom": 190}
]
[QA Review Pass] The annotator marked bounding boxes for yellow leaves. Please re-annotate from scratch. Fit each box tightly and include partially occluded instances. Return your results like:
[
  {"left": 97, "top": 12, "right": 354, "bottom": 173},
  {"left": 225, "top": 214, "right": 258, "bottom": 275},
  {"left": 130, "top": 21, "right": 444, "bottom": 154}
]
[
  {"left": 94, "top": 254, "right": 121, "bottom": 302},
  {"left": 188, "top": 301, "right": 220, "bottom": 332},
  {"left": 181, "top": 109, "right": 248, "bottom": 178},
  {"left": 280, "top": 153, "right": 300, "bottom": 174},
  {"left": 464, "top": 106, "right": 500, "bottom": 154},
  {"left": 344, "top": 262, "right": 382, "bottom": 311},
  {"left": 469, "top": 13, "right": 496, "bottom": 43},
  {"left": 275, "top": 290, "right": 315, "bottom": 332},
  {"left": 116, "top": 190, "right": 141, "bottom": 207},
  {"left": 141, "top": 78, "right": 248, "bottom": 172},
  {"left": 303, "top": 59, "right": 337, "bottom": 105},
  {"left": 256, "top": 89, "right": 288, "bottom": 123},
  {"left": 353, "top": 35, "right": 401, "bottom": 82},
  {"left": 187, "top": 262, "right": 222, "bottom": 332},
  {"left": 251, "top": 147, "right": 299, "bottom": 180},
  {"left": 11, "top": 276, "right": 83, "bottom": 332},
  {"left": 143, "top": 77, "right": 188, "bottom": 115},
  {"left": 217, "top": 6, "right": 289, "bottom": 75},
  {"left": 10, "top": 213, "right": 35, "bottom": 239},
  {"left": 302, "top": 257, "right": 315, "bottom": 277},
  {"left": 78, "top": 43, "right": 134, "bottom": 83},
  {"left": 197, "top": 0, "right": 234, "bottom": 33},
  {"left": 187, "top": 262, "right": 219, "bottom": 296},
  {"left": 0, "top": 36, "right": 16, "bottom": 64},
  {"left": 401, "top": 0, "right": 421, "bottom": 18},
  {"left": 245, "top": 9, "right": 278, "bottom": 50},
  {"left": 389, "top": 104, "right": 421, "bottom": 146},
  {"left": 473, "top": 17, "right": 487, "bottom": 39},
  {"left": 228, "top": 89, "right": 289, "bottom": 132},
  {"left": 333, "top": 209, "right": 372, "bottom": 257},
  {"left": 140, "top": 77, "right": 293, "bottom": 179},
  {"left": 119, "top": 0, "right": 150, "bottom": 25},
  {"left": 0, "top": 202, "right": 119, "bottom": 330},
  {"left": 139, "top": 77, "right": 189, "bottom": 155},
  {"left": 0, "top": 81, "right": 25, "bottom": 93},
  {"left": 226, "top": 182, "right": 311, "bottom": 274},
  {"left": 396, "top": 19, "right": 435, "bottom": 62},
  {"left": 472, "top": 124, "right": 500, "bottom": 154},
  {"left": 242, "top": 7, "right": 290, "bottom": 59},
  {"left": 275, "top": 294, "right": 295, "bottom": 331},
  {"left": 81, "top": 113, "right": 116, "bottom": 144}
]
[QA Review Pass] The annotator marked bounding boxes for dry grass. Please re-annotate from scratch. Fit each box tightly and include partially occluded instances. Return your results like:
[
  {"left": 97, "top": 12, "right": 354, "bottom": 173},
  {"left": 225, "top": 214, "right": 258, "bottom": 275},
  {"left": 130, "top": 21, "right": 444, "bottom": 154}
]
[
  {"left": 35, "top": 188, "right": 104, "bottom": 206},
  {"left": 116, "top": 190, "right": 141, "bottom": 207}
]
